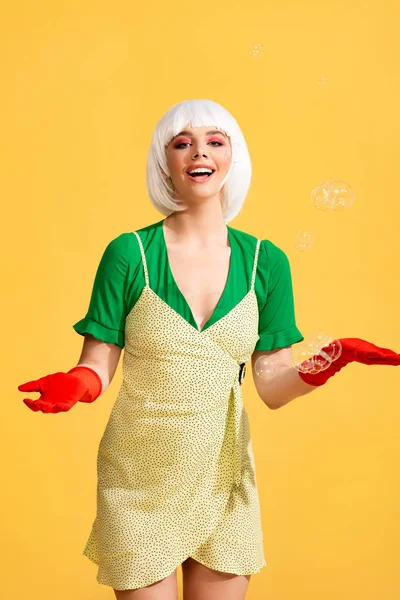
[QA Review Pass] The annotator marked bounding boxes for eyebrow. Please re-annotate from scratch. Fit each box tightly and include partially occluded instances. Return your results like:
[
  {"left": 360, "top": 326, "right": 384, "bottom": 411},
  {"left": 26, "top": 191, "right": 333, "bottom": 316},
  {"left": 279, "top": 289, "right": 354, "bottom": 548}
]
[{"left": 169, "top": 129, "right": 228, "bottom": 142}]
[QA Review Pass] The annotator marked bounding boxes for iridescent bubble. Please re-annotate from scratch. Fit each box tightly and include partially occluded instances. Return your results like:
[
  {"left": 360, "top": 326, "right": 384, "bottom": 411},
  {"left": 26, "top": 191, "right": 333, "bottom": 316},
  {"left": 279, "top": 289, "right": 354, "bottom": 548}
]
[
  {"left": 295, "top": 230, "right": 315, "bottom": 252},
  {"left": 311, "top": 179, "right": 355, "bottom": 211},
  {"left": 249, "top": 43, "right": 264, "bottom": 58},
  {"left": 292, "top": 332, "right": 342, "bottom": 373},
  {"left": 254, "top": 356, "right": 282, "bottom": 380}
]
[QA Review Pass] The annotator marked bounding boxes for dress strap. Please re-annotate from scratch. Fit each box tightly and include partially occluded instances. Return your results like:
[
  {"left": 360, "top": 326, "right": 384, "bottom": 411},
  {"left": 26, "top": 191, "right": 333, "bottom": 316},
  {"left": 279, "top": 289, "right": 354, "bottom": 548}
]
[
  {"left": 250, "top": 239, "right": 261, "bottom": 291},
  {"left": 132, "top": 231, "right": 149, "bottom": 287}
]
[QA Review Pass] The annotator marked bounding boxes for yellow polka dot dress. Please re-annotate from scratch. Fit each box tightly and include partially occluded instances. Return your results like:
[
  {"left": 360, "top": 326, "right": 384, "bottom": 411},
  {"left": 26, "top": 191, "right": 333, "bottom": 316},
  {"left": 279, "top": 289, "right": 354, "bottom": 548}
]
[{"left": 74, "top": 220, "right": 304, "bottom": 591}]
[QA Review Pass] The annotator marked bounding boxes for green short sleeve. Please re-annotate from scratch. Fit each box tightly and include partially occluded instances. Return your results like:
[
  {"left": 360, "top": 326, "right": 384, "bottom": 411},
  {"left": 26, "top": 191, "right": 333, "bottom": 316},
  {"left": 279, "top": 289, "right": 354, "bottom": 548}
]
[
  {"left": 254, "top": 240, "right": 304, "bottom": 352},
  {"left": 72, "top": 234, "right": 131, "bottom": 348}
]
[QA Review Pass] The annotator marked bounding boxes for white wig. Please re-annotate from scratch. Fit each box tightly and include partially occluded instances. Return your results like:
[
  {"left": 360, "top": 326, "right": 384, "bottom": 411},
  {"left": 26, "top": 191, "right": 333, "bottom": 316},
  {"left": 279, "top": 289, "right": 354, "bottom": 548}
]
[{"left": 146, "top": 99, "right": 252, "bottom": 224}]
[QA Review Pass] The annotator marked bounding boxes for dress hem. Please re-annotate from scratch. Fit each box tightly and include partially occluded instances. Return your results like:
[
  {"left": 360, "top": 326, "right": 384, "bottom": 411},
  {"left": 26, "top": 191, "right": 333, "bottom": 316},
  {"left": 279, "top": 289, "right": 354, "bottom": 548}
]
[
  {"left": 187, "top": 553, "right": 267, "bottom": 576},
  {"left": 83, "top": 549, "right": 267, "bottom": 591}
]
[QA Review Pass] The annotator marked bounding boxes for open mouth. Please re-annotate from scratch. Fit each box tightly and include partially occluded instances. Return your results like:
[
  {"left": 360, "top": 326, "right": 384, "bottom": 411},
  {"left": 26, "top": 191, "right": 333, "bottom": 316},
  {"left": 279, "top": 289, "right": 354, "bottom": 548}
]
[{"left": 186, "top": 170, "right": 215, "bottom": 182}]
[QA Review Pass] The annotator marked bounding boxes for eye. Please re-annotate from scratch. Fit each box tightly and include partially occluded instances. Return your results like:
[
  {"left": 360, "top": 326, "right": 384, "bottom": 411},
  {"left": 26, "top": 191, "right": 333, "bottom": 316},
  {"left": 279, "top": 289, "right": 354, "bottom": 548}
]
[{"left": 175, "top": 141, "right": 223, "bottom": 149}]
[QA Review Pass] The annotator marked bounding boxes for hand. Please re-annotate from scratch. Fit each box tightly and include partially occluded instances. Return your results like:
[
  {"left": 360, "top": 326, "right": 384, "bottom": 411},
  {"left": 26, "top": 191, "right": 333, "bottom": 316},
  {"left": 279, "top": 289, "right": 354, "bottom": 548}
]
[
  {"left": 18, "top": 367, "right": 102, "bottom": 413},
  {"left": 298, "top": 337, "right": 400, "bottom": 387}
]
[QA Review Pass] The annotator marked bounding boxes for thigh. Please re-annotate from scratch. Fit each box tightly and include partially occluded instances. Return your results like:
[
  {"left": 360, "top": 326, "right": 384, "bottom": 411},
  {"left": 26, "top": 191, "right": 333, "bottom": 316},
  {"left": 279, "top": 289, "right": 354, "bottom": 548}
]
[
  {"left": 182, "top": 557, "right": 251, "bottom": 600},
  {"left": 113, "top": 567, "right": 178, "bottom": 600}
]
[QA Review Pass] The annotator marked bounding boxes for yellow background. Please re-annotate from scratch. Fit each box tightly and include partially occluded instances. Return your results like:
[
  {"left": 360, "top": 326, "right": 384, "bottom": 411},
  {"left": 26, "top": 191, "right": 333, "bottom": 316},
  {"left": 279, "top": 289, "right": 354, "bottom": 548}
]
[{"left": 2, "top": 0, "right": 399, "bottom": 598}]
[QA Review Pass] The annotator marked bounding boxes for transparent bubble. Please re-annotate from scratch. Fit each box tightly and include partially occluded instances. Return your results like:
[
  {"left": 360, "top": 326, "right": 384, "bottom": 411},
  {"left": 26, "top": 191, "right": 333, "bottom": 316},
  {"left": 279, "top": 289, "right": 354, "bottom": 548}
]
[
  {"left": 311, "top": 178, "right": 334, "bottom": 210},
  {"left": 318, "top": 76, "right": 329, "bottom": 85},
  {"left": 311, "top": 179, "right": 355, "bottom": 211},
  {"left": 254, "top": 356, "right": 283, "bottom": 380},
  {"left": 249, "top": 43, "right": 264, "bottom": 58},
  {"left": 292, "top": 331, "right": 342, "bottom": 373},
  {"left": 292, "top": 340, "right": 324, "bottom": 373},
  {"left": 310, "top": 331, "right": 342, "bottom": 361},
  {"left": 309, "top": 330, "right": 333, "bottom": 348},
  {"left": 330, "top": 180, "right": 355, "bottom": 211},
  {"left": 295, "top": 230, "right": 315, "bottom": 252}
]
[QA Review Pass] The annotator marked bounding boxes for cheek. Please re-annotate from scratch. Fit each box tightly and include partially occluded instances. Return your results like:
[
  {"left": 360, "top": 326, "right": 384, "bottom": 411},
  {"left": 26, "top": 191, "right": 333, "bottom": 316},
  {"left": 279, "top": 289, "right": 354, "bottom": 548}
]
[
  {"left": 220, "top": 147, "right": 232, "bottom": 168},
  {"left": 167, "top": 154, "right": 184, "bottom": 174}
]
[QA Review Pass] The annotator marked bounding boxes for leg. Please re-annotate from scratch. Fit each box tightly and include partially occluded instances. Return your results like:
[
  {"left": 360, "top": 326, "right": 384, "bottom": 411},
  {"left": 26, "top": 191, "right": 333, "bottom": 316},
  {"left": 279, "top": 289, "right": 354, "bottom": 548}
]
[
  {"left": 182, "top": 557, "right": 251, "bottom": 600},
  {"left": 113, "top": 567, "right": 179, "bottom": 600}
]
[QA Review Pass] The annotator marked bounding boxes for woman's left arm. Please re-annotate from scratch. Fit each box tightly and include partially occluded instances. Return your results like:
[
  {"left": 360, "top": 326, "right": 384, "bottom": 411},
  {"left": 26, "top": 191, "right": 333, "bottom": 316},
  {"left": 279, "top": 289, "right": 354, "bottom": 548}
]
[
  {"left": 251, "top": 338, "right": 400, "bottom": 410},
  {"left": 251, "top": 347, "right": 318, "bottom": 410}
]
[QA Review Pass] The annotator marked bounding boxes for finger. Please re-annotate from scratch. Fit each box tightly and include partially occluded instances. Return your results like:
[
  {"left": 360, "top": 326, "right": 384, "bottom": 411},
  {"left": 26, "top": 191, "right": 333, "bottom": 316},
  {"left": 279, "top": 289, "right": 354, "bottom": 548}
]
[
  {"left": 41, "top": 404, "right": 58, "bottom": 414},
  {"left": 384, "top": 354, "right": 400, "bottom": 364},
  {"left": 44, "top": 404, "right": 69, "bottom": 414},
  {"left": 23, "top": 398, "right": 42, "bottom": 412},
  {"left": 18, "top": 380, "right": 41, "bottom": 393},
  {"left": 377, "top": 356, "right": 400, "bottom": 366},
  {"left": 364, "top": 357, "right": 400, "bottom": 365},
  {"left": 55, "top": 404, "right": 70, "bottom": 413},
  {"left": 367, "top": 351, "right": 400, "bottom": 363}
]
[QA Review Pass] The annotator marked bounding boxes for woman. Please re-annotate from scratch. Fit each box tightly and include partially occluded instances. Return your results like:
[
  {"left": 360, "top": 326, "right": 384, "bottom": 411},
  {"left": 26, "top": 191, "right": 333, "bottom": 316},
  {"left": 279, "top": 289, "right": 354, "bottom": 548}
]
[{"left": 18, "top": 99, "right": 400, "bottom": 600}]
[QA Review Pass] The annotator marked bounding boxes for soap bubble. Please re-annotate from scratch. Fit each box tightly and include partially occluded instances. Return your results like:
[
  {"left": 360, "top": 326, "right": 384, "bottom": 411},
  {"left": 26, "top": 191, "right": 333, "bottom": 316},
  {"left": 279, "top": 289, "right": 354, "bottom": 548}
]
[
  {"left": 249, "top": 43, "right": 264, "bottom": 58},
  {"left": 311, "top": 179, "right": 355, "bottom": 211},
  {"left": 292, "top": 331, "right": 342, "bottom": 373},
  {"left": 254, "top": 356, "right": 283, "bottom": 380},
  {"left": 311, "top": 178, "right": 333, "bottom": 210},
  {"left": 330, "top": 180, "right": 355, "bottom": 211},
  {"left": 310, "top": 331, "right": 342, "bottom": 361},
  {"left": 292, "top": 340, "right": 325, "bottom": 373},
  {"left": 295, "top": 230, "right": 315, "bottom": 252}
]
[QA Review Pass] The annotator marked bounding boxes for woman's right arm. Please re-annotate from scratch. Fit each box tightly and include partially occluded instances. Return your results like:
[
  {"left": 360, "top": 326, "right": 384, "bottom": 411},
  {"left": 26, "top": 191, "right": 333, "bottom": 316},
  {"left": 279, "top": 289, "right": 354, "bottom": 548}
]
[
  {"left": 19, "top": 334, "right": 122, "bottom": 413},
  {"left": 75, "top": 333, "right": 122, "bottom": 395}
]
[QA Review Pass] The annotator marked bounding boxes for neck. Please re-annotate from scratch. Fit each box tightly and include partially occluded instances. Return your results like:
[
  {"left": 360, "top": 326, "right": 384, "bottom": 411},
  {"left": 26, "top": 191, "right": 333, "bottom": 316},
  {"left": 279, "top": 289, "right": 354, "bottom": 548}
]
[{"left": 164, "top": 210, "right": 228, "bottom": 249}]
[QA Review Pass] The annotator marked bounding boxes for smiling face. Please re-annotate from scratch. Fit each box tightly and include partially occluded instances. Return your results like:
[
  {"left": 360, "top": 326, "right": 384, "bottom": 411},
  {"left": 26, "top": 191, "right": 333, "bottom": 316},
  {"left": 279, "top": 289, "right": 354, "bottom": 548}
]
[{"left": 163, "top": 126, "right": 232, "bottom": 203}]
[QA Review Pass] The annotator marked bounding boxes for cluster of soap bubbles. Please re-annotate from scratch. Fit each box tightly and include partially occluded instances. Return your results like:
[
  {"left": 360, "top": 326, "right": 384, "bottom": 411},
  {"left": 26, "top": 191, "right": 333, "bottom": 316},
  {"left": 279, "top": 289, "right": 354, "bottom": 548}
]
[
  {"left": 249, "top": 43, "right": 264, "bottom": 58},
  {"left": 311, "top": 178, "right": 355, "bottom": 211},
  {"left": 245, "top": 51, "right": 351, "bottom": 377},
  {"left": 294, "top": 179, "right": 355, "bottom": 252},
  {"left": 291, "top": 331, "right": 342, "bottom": 373},
  {"left": 254, "top": 331, "right": 342, "bottom": 380}
]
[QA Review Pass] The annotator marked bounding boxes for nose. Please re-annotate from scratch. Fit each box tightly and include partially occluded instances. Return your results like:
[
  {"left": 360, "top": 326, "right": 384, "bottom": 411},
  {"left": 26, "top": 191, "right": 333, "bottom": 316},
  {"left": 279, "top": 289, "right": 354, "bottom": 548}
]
[{"left": 193, "top": 146, "right": 208, "bottom": 159}]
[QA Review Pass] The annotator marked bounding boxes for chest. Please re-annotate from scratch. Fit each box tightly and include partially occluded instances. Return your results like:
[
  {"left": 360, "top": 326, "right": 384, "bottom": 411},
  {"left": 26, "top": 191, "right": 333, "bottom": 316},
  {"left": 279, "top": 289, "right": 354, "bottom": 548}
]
[{"left": 167, "top": 246, "right": 231, "bottom": 329}]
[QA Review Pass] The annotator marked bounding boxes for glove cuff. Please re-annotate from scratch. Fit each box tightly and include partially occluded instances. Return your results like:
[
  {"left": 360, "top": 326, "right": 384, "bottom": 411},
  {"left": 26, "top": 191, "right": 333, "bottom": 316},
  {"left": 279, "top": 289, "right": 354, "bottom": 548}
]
[
  {"left": 298, "top": 370, "right": 328, "bottom": 386},
  {"left": 67, "top": 366, "right": 103, "bottom": 402}
]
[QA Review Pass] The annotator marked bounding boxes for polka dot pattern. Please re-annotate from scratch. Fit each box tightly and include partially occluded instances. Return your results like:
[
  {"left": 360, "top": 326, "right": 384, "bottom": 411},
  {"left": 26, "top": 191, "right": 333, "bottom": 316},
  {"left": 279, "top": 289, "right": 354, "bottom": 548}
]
[{"left": 82, "top": 232, "right": 267, "bottom": 590}]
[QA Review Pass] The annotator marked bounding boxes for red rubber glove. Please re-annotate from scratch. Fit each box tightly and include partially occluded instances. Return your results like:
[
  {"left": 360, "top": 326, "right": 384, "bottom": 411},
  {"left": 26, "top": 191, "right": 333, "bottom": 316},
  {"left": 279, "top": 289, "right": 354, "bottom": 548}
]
[
  {"left": 18, "top": 366, "right": 103, "bottom": 413},
  {"left": 298, "top": 338, "right": 400, "bottom": 387}
]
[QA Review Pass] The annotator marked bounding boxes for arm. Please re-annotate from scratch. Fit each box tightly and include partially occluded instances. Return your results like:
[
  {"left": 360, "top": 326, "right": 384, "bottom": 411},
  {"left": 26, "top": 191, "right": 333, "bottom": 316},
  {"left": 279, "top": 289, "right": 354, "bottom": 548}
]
[
  {"left": 251, "top": 346, "right": 317, "bottom": 410},
  {"left": 75, "top": 333, "right": 122, "bottom": 395},
  {"left": 252, "top": 339, "right": 400, "bottom": 410}
]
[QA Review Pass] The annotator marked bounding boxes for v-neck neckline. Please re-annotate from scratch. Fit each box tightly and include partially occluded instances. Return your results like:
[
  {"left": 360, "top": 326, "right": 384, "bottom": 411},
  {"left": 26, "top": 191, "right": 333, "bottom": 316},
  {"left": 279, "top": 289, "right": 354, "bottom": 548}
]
[
  {"left": 142, "top": 284, "right": 254, "bottom": 336},
  {"left": 160, "top": 218, "right": 234, "bottom": 333}
]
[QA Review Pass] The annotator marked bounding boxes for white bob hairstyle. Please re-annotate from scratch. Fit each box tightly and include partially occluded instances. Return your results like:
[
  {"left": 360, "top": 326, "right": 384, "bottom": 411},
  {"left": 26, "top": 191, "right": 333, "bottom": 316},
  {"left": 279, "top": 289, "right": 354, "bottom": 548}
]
[{"left": 146, "top": 99, "right": 252, "bottom": 224}]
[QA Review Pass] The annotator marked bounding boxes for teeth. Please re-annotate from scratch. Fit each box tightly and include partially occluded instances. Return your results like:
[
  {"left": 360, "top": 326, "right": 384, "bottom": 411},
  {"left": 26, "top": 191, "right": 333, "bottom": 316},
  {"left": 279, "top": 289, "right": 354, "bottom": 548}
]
[{"left": 188, "top": 168, "right": 213, "bottom": 175}]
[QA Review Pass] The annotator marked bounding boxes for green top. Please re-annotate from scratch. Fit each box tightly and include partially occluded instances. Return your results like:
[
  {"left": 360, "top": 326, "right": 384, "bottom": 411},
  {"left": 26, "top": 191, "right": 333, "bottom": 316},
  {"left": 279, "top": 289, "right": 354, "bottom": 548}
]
[{"left": 73, "top": 218, "right": 304, "bottom": 352}]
